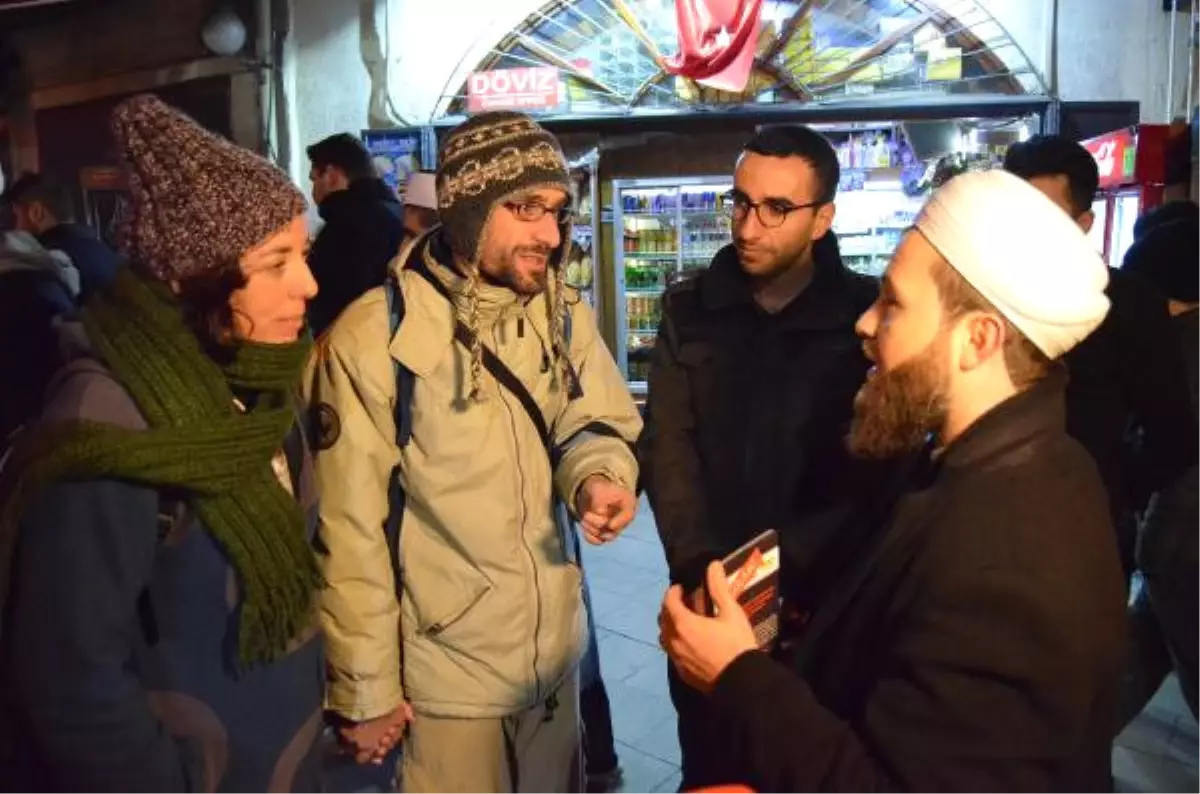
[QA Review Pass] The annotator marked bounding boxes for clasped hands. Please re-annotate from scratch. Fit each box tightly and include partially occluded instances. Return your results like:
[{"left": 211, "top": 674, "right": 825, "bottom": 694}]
[{"left": 337, "top": 702, "right": 413, "bottom": 764}]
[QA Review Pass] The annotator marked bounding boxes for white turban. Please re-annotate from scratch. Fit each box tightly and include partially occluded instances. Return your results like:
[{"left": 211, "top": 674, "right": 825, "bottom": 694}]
[{"left": 915, "top": 169, "right": 1111, "bottom": 360}]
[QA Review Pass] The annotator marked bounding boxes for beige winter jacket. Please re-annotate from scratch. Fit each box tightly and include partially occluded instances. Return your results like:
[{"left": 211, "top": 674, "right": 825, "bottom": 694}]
[{"left": 303, "top": 237, "right": 641, "bottom": 721}]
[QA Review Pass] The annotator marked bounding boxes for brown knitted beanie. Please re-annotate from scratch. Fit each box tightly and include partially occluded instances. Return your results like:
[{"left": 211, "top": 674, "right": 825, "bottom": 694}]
[
  {"left": 111, "top": 94, "right": 306, "bottom": 282},
  {"left": 436, "top": 111, "right": 571, "bottom": 261}
]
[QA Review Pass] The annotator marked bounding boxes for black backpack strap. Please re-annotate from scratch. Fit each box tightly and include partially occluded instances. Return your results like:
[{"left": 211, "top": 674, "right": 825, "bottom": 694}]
[
  {"left": 385, "top": 272, "right": 416, "bottom": 448},
  {"left": 382, "top": 270, "right": 414, "bottom": 599}
]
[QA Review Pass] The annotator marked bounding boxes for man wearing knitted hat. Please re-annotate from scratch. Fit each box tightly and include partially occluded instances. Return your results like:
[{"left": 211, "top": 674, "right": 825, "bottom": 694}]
[
  {"left": 305, "top": 111, "right": 641, "bottom": 792},
  {"left": 660, "top": 170, "right": 1128, "bottom": 791},
  {"left": 0, "top": 95, "right": 324, "bottom": 791}
]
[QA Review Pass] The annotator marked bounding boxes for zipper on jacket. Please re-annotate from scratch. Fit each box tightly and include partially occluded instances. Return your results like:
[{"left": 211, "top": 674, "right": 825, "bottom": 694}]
[{"left": 492, "top": 323, "right": 545, "bottom": 703}]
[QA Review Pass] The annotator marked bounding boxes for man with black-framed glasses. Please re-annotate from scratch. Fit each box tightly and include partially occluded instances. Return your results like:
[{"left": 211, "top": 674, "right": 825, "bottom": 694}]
[{"left": 638, "top": 125, "right": 884, "bottom": 790}]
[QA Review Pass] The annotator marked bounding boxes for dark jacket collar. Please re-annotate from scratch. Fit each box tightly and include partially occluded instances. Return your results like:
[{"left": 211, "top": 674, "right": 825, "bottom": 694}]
[
  {"left": 317, "top": 177, "right": 400, "bottom": 221},
  {"left": 698, "top": 233, "right": 871, "bottom": 331},
  {"left": 939, "top": 366, "right": 1070, "bottom": 471}
]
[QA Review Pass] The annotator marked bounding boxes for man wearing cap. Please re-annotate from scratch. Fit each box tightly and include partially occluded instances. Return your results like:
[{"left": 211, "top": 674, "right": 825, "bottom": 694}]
[
  {"left": 306, "top": 132, "right": 405, "bottom": 336},
  {"left": 659, "top": 170, "right": 1127, "bottom": 791},
  {"left": 305, "top": 111, "right": 641, "bottom": 792},
  {"left": 400, "top": 171, "right": 440, "bottom": 245}
]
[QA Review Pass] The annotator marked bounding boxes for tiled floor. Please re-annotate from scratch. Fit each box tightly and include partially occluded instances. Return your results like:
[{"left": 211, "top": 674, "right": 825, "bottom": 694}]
[
  {"left": 581, "top": 497, "right": 680, "bottom": 793},
  {"left": 334, "top": 494, "right": 1198, "bottom": 792},
  {"left": 586, "top": 497, "right": 1200, "bottom": 794}
]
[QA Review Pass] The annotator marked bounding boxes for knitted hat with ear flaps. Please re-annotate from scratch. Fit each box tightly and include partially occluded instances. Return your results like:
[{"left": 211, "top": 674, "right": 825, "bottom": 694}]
[
  {"left": 436, "top": 111, "right": 572, "bottom": 261},
  {"left": 111, "top": 94, "right": 307, "bottom": 282}
]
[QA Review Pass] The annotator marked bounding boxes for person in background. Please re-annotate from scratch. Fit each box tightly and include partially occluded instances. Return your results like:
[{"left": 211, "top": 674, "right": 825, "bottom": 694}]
[
  {"left": 304, "top": 111, "right": 641, "bottom": 792},
  {"left": 0, "top": 94, "right": 324, "bottom": 792},
  {"left": 306, "top": 132, "right": 404, "bottom": 335},
  {"left": 659, "top": 170, "right": 1126, "bottom": 792},
  {"left": 2, "top": 171, "right": 119, "bottom": 304},
  {"left": 1004, "top": 135, "right": 1198, "bottom": 580},
  {"left": 637, "top": 125, "right": 880, "bottom": 790},
  {"left": 401, "top": 171, "right": 440, "bottom": 244},
  {"left": 1118, "top": 215, "right": 1200, "bottom": 729},
  {"left": 0, "top": 230, "right": 77, "bottom": 450}
]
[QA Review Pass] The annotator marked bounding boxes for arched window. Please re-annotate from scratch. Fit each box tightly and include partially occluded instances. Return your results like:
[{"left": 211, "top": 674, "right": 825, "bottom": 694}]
[{"left": 433, "top": 0, "right": 1047, "bottom": 120}]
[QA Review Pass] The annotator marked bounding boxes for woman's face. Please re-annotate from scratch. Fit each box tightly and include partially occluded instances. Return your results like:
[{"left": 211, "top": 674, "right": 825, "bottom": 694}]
[{"left": 231, "top": 215, "right": 318, "bottom": 343}]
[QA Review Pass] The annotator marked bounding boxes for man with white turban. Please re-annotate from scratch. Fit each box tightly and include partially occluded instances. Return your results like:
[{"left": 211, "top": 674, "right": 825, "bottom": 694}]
[{"left": 658, "top": 170, "right": 1128, "bottom": 792}]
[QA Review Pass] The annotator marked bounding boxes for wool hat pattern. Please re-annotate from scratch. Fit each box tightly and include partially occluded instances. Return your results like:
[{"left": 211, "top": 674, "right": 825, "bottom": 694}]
[
  {"left": 436, "top": 111, "right": 571, "bottom": 260},
  {"left": 111, "top": 94, "right": 306, "bottom": 282}
]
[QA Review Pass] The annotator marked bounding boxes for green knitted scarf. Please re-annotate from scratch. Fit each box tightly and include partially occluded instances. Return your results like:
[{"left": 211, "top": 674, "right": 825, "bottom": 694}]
[{"left": 0, "top": 267, "right": 320, "bottom": 666}]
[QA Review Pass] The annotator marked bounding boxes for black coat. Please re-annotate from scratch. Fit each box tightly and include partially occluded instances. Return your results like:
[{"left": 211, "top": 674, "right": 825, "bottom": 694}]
[
  {"left": 0, "top": 261, "right": 74, "bottom": 446},
  {"left": 709, "top": 373, "right": 1128, "bottom": 792},
  {"left": 1062, "top": 266, "right": 1198, "bottom": 562},
  {"left": 638, "top": 238, "right": 884, "bottom": 601},
  {"left": 307, "top": 178, "right": 404, "bottom": 336}
]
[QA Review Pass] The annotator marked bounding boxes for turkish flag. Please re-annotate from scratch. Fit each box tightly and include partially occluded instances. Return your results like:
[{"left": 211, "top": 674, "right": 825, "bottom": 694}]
[{"left": 662, "top": 0, "right": 763, "bottom": 92}]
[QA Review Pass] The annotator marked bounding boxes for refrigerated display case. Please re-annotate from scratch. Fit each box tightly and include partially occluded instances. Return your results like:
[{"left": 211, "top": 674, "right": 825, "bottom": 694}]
[
  {"left": 833, "top": 175, "right": 924, "bottom": 277},
  {"left": 612, "top": 176, "right": 732, "bottom": 392},
  {"left": 1109, "top": 192, "right": 1141, "bottom": 268},
  {"left": 1082, "top": 124, "right": 1172, "bottom": 267},
  {"left": 568, "top": 152, "right": 601, "bottom": 315},
  {"left": 1086, "top": 198, "right": 1108, "bottom": 254}
]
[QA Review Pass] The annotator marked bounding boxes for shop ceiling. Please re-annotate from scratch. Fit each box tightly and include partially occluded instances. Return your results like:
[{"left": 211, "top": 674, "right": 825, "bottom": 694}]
[{"left": 432, "top": 0, "right": 1049, "bottom": 123}]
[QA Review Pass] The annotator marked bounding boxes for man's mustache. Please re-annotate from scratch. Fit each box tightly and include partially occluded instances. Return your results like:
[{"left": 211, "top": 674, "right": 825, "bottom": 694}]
[{"left": 514, "top": 245, "right": 553, "bottom": 258}]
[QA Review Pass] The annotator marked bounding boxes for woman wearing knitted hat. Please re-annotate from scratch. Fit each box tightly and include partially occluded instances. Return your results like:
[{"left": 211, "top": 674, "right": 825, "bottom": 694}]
[{"left": 0, "top": 95, "right": 324, "bottom": 791}]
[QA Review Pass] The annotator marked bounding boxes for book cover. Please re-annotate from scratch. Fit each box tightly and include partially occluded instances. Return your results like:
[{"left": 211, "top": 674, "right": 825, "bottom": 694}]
[{"left": 702, "top": 529, "right": 781, "bottom": 650}]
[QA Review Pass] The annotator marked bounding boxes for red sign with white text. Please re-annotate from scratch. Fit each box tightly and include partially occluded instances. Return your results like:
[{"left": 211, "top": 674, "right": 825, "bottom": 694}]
[
  {"left": 468, "top": 67, "right": 560, "bottom": 113},
  {"left": 1083, "top": 128, "right": 1138, "bottom": 189}
]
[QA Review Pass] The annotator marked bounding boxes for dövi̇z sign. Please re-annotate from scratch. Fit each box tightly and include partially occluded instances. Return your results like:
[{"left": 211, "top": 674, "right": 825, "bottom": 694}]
[{"left": 468, "top": 67, "right": 560, "bottom": 113}]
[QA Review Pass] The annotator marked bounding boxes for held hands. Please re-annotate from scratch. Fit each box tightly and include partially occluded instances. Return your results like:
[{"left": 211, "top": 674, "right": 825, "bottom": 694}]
[
  {"left": 659, "top": 561, "right": 758, "bottom": 694},
  {"left": 338, "top": 702, "right": 414, "bottom": 765},
  {"left": 576, "top": 475, "right": 638, "bottom": 545}
]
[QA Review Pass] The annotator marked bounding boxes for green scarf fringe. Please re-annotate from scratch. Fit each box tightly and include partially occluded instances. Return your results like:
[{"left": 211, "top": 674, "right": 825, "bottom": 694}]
[{"left": 0, "top": 267, "right": 320, "bottom": 666}]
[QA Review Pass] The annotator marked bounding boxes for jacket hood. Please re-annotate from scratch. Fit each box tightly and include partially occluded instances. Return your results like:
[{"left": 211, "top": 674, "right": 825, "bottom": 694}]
[
  {"left": 317, "top": 177, "right": 401, "bottom": 222},
  {"left": 0, "top": 231, "right": 81, "bottom": 296}
]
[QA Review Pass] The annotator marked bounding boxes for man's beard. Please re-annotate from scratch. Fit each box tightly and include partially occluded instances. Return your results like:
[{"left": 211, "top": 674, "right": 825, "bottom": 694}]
[
  {"left": 492, "top": 245, "right": 552, "bottom": 296},
  {"left": 848, "top": 334, "right": 950, "bottom": 460}
]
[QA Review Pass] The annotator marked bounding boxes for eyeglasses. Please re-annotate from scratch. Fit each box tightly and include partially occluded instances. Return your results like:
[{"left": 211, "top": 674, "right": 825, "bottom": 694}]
[
  {"left": 504, "top": 201, "right": 574, "bottom": 225},
  {"left": 721, "top": 191, "right": 822, "bottom": 229}
]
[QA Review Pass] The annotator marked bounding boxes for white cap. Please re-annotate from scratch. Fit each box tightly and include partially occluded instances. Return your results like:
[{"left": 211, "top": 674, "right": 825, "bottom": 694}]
[
  {"left": 914, "top": 169, "right": 1110, "bottom": 360},
  {"left": 402, "top": 172, "right": 438, "bottom": 211}
]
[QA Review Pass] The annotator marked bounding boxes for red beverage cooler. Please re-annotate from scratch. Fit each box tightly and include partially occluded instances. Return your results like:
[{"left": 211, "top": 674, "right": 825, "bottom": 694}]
[{"left": 1082, "top": 124, "right": 1171, "bottom": 268}]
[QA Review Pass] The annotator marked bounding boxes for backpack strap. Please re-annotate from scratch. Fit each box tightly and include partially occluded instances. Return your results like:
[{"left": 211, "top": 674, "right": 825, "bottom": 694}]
[
  {"left": 384, "top": 272, "right": 416, "bottom": 449},
  {"left": 382, "top": 271, "right": 414, "bottom": 600}
]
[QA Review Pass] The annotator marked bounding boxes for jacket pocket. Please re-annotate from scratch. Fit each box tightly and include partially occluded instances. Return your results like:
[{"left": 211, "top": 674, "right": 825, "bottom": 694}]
[{"left": 406, "top": 559, "right": 493, "bottom": 637}]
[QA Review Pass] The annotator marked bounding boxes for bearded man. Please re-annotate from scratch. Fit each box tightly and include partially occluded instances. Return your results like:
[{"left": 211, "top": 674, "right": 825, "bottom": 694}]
[
  {"left": 305, "top": 111, "right": 641, "bottom": 793},
  {"left": 658, "top": 170, "right": 1128, "bottom": 792}
]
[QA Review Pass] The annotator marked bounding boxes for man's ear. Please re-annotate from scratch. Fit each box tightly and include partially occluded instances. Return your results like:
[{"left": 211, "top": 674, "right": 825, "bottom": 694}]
[
  {"left": 957, "top": 312, "right": 1006, "bottom": 372},
  {"left": 814, "top": 201, "right": 836, "bottom": 240},
  {"left": 1076, "top": 209, "right": 1095, "bottom": 235}
]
